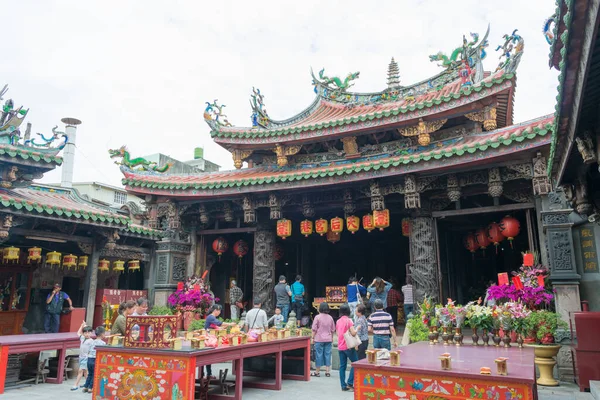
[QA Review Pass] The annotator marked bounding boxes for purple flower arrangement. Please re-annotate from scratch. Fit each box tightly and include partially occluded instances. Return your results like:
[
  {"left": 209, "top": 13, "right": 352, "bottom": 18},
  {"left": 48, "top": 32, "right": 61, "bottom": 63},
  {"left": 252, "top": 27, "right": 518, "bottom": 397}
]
[{"left": 486, "top": 264, "right": 553, "bottom": 309}]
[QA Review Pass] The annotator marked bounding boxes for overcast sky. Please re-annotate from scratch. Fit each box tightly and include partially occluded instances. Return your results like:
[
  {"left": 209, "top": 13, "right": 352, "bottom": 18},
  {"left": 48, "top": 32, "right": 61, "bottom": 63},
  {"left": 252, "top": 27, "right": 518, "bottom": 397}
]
[{"left": 2, "top": 0, "right": 558, "bottom": 187}]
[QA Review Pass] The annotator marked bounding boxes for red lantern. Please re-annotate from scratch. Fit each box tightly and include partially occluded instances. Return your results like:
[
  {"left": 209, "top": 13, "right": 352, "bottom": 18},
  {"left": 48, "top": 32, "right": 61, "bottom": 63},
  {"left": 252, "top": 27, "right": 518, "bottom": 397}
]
[
  {"left": 276, "top": 219, "right": 292, "bottom": 240},
  {"left": 212, "top": 237, "right": 229, "bottom": 259},
  {"left": 233, "top": 240, "right": 249, "bottom": 259},
  {"left": 463, "top": 233, "right": 478, "bottom": 253},
  {"left": 274, "top": 243, "right": 284, "bottom": 261},
  {"left": 315, "top": 218, "right": 328, "bottom": 236},
  {"left": 486, "top": 222, "right": 505, "bottom": 253},
  {"left": 330, "top": 217, "right": 344, "bottom": 234},
  {"left": 346, "top": 216, "right": 360, "bottom": 234},
  {"left": 362, "top": 214, "right": 375, "bottom": 233},
  {"left": 475, "top": 228, "right": 491, "bottom": 250},
  {"left": 499, "top": 216, "right": 520, "bottom": 247},
  {"left": 326, "top": 229, "right": 341, "bottom": 244},
  {"left": 373, "top": 209, "right": 390, "bottom": 231},
  {"left": 401, "top": 218, "right": 411, "bottom": 237},
  {"left": 300, "top": 220, "right": 313, "bottom": 237}
]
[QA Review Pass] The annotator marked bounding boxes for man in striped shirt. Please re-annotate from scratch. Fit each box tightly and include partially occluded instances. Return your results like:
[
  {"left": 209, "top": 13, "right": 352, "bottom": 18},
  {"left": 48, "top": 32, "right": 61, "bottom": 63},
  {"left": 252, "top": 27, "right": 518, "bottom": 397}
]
[
  {"left": 367, "top": 299, "right": 397, "bottom": 350},
  {"left": 401, "top": 277, "right": 414, "bottom": 319}
]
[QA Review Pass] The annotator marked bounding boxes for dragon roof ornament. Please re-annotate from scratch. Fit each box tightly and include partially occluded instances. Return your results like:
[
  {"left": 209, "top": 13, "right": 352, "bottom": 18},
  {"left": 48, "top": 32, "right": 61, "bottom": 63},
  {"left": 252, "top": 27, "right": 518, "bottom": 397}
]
[
  {"left": 108, "top": 146, "right": 172, "bottom": 173},
  {"left": 203, "top": 99, "right": 233, "bottom": 130},
  {"left": 250, "top": 87, "right": 270, "bottom": 128},
  {"left": 495, "top": 29, "right": 525, "bottom": 74}
]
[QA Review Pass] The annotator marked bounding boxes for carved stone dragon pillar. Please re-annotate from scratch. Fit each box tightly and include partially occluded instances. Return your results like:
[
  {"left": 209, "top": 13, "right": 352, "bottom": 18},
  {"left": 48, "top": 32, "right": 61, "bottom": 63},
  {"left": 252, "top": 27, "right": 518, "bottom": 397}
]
[
  {"left": 253, "top": 222, "right": 276, "bottom": 314},
  {"left": 407, "top": 216, "right": 440, "bottom": 303}
]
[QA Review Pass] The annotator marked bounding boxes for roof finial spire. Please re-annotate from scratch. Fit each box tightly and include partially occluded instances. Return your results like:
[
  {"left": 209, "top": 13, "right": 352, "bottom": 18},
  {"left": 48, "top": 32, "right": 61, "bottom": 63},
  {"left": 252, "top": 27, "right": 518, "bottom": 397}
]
[{"left": 387, "top": 57, "right": 401, "bottom": 89}]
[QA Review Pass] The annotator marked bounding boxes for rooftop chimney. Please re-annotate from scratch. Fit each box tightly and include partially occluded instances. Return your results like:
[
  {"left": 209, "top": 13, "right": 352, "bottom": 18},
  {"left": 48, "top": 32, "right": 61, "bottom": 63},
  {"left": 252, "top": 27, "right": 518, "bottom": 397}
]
[{"left": 60, "top": 117, "right": 82, "bottom": 188}]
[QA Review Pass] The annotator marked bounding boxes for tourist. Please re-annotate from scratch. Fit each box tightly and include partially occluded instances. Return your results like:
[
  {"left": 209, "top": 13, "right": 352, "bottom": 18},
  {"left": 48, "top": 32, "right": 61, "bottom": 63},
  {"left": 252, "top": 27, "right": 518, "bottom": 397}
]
[
  {"left": 205, "top": 304, "right": 224, "bottom": 380},
  {"left": 311, "top": 302, "right": 335, "bottom": 378},
  {"left": 44, "top": 283, "right": 74, "bottom": 333},
  {"left": 401, "top": 277, "right": 414, "bottom": 318},
  {"left": 336, "top": 303, "right": 358, "bottom": 392},
  {"left": 206, "top": 282, "right": 216, "bottom": 307},
  {"left": 229, "top": 280, "right": 243, "bottom": 321},
  {"left": 354, "top": 304, "right": 369, "bottom": 360},
  {"left": 82, "top": 326, "right": 106, "bottom": 393},
  {"left": 347, "top": 276, "right": 366, "bottom": 318},
  {"left": 290, "top": 275, "right": 305, "bottom": 328},
  {"left": 273, "top": 275, "right": 292, "bottom": 322},
  {"left": 268, "top": 306, "right": 284, "bottom": 328},
  {"left": 387, "top": 281, "right": 402, "bottom": 327},
  {"left": 131, "top": 297, "right": 149, "bottom": 316},
  {"left": 244, "top": 297, "right": 269, "bottom": 332},
  {"left": 367, "top": 299, "right": 397, "bottom": 350},
  {"left": 71, "top": 322, "right": 92, "bottom": 391},
  {"left": 483, "top": 281, "right": 496, "bottom": 307},
  {"left": 111, "top": 300, "right": 136, "bottom": 336},
  {"left": 367, "top": 277, "right": 392, "bottom": 313}
]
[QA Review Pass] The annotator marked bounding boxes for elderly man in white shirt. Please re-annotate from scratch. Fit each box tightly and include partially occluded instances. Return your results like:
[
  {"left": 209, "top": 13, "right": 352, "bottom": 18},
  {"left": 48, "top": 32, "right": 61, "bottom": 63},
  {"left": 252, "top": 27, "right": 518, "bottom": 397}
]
[{"left": 244, "top": 297, "right": 269, "bottom": 332}]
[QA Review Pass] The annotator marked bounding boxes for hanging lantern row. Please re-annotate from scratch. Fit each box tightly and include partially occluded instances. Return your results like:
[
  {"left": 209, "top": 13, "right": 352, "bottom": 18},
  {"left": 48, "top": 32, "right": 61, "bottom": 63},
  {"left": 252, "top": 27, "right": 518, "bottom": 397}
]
[
  {"left": 0, "top": 247, "right": 90, "bottom": 269},
  {"left": 97, "top": 259, "right": 141, "bottom": 273},
  {"left": 463, "top": 215, "right": 522, "bottom": 255},
  {"left": 233, "top": 239, "right": 249, "bottom": 259},
  {"left": 276, "top": 210, "right": 391, "bottom": 240}
]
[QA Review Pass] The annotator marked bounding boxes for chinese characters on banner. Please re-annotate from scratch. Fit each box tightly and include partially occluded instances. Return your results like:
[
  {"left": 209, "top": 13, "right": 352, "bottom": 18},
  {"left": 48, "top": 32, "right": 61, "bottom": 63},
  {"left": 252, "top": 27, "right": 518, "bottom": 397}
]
[{"left": 578, "top": 226, "right": 599, "bottom": 273}]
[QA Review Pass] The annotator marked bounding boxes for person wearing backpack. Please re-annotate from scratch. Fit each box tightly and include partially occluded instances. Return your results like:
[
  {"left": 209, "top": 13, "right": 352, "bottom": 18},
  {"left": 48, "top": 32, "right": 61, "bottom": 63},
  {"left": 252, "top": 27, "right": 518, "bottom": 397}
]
[
  {"left": 45, "top": 283, "right": 74, "bottom": 333},
  {"left": 290, "top": 275, "right": 305, "bottom": 328}
]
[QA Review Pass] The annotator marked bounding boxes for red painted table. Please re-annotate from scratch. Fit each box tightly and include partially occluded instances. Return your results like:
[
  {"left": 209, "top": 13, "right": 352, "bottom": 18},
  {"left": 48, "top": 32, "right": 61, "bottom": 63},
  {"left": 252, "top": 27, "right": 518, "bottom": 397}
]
[
  {"left": 353, "top": 342, "right": 537, "bottom": 400},
  {"left": 0, "top": 332, "right": 80, "bottom": 394},
  {"left": 93, "top": 336, "right": 310, "bottom": 400}
]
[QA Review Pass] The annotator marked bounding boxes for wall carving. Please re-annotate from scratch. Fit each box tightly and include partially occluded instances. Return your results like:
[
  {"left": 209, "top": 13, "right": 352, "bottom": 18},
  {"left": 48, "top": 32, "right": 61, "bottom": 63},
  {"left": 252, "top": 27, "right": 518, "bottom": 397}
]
[
  {"left": 242, "top": 196, "right": 256, "bottom": 223},
  {"left": 156, "top": 241, "right": 191, "bottom": 253},
  {"left": 488, "top": 167, "right": 503, "bottom": 198},
  {"left": 172, "top": 256, "right": 187, "bottom": 282},
  {"left": 446, "top": 174, "right": 461, "bottom": 202},
  {"left": 548, "top": 231, "right": 573, "bottom": 271},
  {"left": 408, "top": 217, "right": 439, "bottom": 303},
  {"left": 156, "top": 255, "right": 168, "bottom": 284},
  {"left": 532, "top": 153, "right": 552, "bottom": 195},
  {"left": 370, "top": 181, "right": 385, "bottom": 211}
]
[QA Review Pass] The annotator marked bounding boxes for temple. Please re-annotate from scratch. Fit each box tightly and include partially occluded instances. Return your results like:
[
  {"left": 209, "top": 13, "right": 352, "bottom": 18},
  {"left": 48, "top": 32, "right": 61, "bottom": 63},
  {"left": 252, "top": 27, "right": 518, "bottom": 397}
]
[{"left": 116, "top": 26, "right": 565, "bottom": 319}]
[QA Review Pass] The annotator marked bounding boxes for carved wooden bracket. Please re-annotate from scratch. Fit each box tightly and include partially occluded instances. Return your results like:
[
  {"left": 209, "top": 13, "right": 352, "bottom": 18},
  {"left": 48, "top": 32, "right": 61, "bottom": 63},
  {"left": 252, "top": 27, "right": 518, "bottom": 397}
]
[
  {"left": 341, "top": 136, "right": 360, "bottom": 158},
  {"left": 465, "top": 106, "right": 497, "bottom": 131},
  {"left": 273, "top": 144, "right": 302, "bottom": 167},
  {"left": 397, "top": 118, "right": 447, "bottom": 146},
  {"left": 231, "top": 149, "right": 253, "bottom": 169}
]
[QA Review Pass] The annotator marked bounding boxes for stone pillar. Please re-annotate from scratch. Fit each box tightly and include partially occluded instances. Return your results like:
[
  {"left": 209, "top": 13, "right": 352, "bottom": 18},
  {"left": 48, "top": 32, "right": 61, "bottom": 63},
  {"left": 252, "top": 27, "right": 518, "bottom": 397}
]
[
  {"left": 82, "top": 241, "right": 101, "bottom": 326},
  {"left": 540, "top": 190, "right": 581, "bottom": 382},
  {"left": 154, "top": 240, "right": 191, "bottom": 306},
  {"left": 253, "top": 222, "right": 275, "bottom": 314},
  {"left": 407, "top": 216, "right": 440, "bottom": 303},
  {"left": 187, "top": 227, "right": 197, "bottom": 277}
]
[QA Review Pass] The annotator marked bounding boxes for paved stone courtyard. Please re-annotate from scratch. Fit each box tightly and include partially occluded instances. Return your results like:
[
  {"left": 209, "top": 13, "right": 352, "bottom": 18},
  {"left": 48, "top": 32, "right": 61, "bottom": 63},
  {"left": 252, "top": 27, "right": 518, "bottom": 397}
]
[{"left": 1, "top": 362, "right": 585, "bottom": 400}]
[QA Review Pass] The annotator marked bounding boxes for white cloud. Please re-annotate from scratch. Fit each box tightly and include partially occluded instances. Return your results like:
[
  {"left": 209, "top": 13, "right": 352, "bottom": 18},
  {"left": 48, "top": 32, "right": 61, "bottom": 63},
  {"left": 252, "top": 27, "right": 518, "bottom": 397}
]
[{"left": 1, "top": 0, "right": 558, "bottom": 187}]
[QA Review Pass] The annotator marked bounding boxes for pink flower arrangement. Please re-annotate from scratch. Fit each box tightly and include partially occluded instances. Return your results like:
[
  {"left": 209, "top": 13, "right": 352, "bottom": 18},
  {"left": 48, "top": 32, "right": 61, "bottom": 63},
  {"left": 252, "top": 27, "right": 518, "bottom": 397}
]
[
  {"left": 486, "top": 264, "right": 553, "bottom": 309},
  {"left": 167, "top": 276, "right": 216, "bottom": 313}
]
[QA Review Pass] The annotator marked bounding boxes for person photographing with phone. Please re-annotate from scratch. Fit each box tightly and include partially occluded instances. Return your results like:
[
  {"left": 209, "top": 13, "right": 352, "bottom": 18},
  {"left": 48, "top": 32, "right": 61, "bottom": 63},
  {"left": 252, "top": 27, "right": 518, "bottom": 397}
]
[{"left": 45, "top": 283, "right": 74, "bottom": 333}]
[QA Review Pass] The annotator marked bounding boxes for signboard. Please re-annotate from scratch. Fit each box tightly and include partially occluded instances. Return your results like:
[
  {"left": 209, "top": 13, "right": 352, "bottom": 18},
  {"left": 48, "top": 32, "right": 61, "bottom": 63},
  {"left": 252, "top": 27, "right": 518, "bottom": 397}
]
[{"left": 578, "top": 226, "right": 599, "bottom": 273}]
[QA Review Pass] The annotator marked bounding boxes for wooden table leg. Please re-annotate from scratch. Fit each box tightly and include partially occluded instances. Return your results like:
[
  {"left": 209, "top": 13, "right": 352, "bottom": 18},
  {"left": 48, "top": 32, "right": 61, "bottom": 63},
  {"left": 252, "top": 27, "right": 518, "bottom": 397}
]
[
  {"left": 303, "top": 341, "right": 310, "bottom": 381},
  {"left": 0, "top": 346, "right": 8, "bottom": 394},
  {"left": 235, "top": 357, "right": 243, "bottom": 400},
  {"left": 275, "top": 351, "right": 282, "bottom": 390},
  {"left": 56, "top": 345, "right": 66, "bottom": 384}
]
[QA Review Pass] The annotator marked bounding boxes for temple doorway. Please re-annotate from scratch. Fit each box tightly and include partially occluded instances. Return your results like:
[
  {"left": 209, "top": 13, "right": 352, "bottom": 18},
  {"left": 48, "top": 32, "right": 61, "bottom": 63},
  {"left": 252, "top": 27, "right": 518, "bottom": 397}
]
[{"left": 436, "top": 208, "right": 537, "bottom": 305}]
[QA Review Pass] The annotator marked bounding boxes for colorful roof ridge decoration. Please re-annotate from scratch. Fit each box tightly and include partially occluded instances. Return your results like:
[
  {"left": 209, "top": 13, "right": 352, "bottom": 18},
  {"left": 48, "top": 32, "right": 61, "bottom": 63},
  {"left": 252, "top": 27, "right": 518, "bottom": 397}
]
[
  {"left": 108, "top": 146, "right": 172, "bottom": 173},
  {"left": 122, "top": 115, "right": 554, "bottom": 196},
  {"left": 203, "top": 27, "right": 525, "bottom": 146},
  {"left": 0, "top": 144, "right": 63, "bottom": 165},
  {"left": 125, "top": 223, "right": 163, "bottom": 238}
]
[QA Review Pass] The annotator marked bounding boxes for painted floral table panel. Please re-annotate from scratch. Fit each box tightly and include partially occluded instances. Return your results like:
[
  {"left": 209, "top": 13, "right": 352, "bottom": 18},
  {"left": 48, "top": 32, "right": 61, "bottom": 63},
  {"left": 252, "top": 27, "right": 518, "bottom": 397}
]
[
  {"left": 354, "top": 369, "right": 533, "bottom": 400},
  {"left": 93, "top": 349, "right": 195, "bottom": 400}
]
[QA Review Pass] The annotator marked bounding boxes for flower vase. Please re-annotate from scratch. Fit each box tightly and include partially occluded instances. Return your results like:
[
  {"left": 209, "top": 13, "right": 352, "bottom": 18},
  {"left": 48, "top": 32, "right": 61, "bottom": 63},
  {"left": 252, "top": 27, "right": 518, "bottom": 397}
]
[
  {"left": 454, "top": 327, "right": 464, "bottom": 346},
  {"left": 471, "top": 328, "right": 479, "bottom": 346},
  {"left": 516, "top": 334, "right": 524, "bottom": 348},
  {"left": 183, "top": 311, "right": 194, "bottom": 331},
  {"left": 482, "top": 329, "right": 490, "bottom": 346},
  {"left": 428, "top": 326, "right": 437, "bottom": 345},
  {"left": 492, "top": 329, "right": 502, "bottom": 347},
  {"left": 175, "top": 311, "right": 183, "bottom": 331},
  {"left": 434, "top": 327, "right": 440, "bottom": 343},
  {"left": 502, "top": 331, "right": 512, "bottom": 348},
  {"left": 441, "top": 327, "right": 451, "bottom": 345}
]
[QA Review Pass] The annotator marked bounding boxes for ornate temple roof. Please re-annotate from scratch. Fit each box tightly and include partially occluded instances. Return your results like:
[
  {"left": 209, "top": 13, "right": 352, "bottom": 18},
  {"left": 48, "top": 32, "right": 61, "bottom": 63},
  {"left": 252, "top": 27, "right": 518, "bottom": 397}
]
[
  {"left": 204, "top": 27, "right": 524, "bottom": 148},
  {"left": 0, "top": 185, "right": 161, "bottom": 238},
  {"left": 122, "top": 114, "right": 553, "bottom": 197}
]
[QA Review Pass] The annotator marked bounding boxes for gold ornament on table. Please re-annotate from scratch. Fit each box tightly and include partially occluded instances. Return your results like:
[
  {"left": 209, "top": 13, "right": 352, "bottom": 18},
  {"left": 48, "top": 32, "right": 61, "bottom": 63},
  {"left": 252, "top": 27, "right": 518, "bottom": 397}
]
[
  {"left": 3, "top": 246, "right": 20, "bottom": 263},
  {"left": 439, "top": 353, "right": 452, "bottom": 370},
  {"left": 27, "top": 247, "right": 42, "bottom": 263},
  {"left": 45, "top": 251, "right": 61, "bottom": 266},
  {"left": 113, "top": 260, "right": 125, "bottom": 273}
]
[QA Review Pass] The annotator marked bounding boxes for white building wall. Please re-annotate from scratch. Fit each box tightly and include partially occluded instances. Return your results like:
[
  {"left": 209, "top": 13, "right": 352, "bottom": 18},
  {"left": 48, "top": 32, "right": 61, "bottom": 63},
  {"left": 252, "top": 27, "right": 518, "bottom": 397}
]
[{"left": 71, "top": 183, "right": 144, "bottom": 209}]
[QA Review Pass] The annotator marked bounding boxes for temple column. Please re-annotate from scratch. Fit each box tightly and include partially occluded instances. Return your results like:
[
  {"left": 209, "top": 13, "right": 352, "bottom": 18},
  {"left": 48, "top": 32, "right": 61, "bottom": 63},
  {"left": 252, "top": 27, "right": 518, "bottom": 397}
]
[
  {"left": 407, "top": 215, "right": 440, "bottom": 304},
  {"left": 82, "top": 240, "right": 101, "bottom": 326},
  {"left": 154, "top": 240, "right": 192, "bottom": 306},
  {"left": 253, "top": 219, "right": 275, "bottom": 314},
  {"left": 541, "top": 189, "right": 581, "bottom": 382}
]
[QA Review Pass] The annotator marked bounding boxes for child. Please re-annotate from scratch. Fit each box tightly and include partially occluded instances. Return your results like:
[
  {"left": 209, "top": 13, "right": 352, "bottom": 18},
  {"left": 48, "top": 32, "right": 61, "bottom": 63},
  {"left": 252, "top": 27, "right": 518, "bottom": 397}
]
[
  {"left": 82, "top": 326, "right": 106, "bottom": 393},
  {"left": 71, "top": 321, "right": 93, "bottom": 391},
  {"left": 268, "top": 307, "right": 284, "bottom": 329}
]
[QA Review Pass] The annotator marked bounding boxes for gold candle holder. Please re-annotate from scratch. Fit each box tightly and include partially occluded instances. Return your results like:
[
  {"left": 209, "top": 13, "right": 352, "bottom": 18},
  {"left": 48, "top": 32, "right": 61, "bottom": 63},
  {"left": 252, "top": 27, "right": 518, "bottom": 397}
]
[
  {"left": 276, "top": 330, "right": 285, "bottom": 340},
  {"left": 283, "top": 329, "right": 290, "bottom": 338},
  {"left": 231, "top": 335, "right": 242, "bottom": 346},
  {"left": 260, "top": 332, "right": 269, "bottom": 342},
  {"left": 169, "top": 338, "right": 183, "bottom": 350},
  {"left": 495, "top": 357, "right": 508, "bottom": 376},
  {"left": 366, "top": 350, "right": 379, "bottom": 364},
  {"left": 191, "top": 338, "right": 205, "bottom": 349},
  {"left": 439, "top": 353, "right": 452, "bottom": 370},
  {"left": 389, "top": 350, "right": 401, "bottom": 366},
  {"left": 185, "top": 331, "right": 194, "bottom": 340}
]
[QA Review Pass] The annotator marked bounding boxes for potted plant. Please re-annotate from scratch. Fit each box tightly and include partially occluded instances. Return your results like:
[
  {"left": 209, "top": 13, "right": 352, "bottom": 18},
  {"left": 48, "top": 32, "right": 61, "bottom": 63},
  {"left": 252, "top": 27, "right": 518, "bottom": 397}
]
[{"left": 524, "top": 310, "right": 568, "bottom": 386}]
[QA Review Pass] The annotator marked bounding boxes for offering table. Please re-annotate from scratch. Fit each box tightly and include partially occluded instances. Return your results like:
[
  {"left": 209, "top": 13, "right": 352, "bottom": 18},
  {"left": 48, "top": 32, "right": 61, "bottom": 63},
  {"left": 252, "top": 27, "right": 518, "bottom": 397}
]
[{"left": 352, "top": 341, "right": 537, "bottom": 400}]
